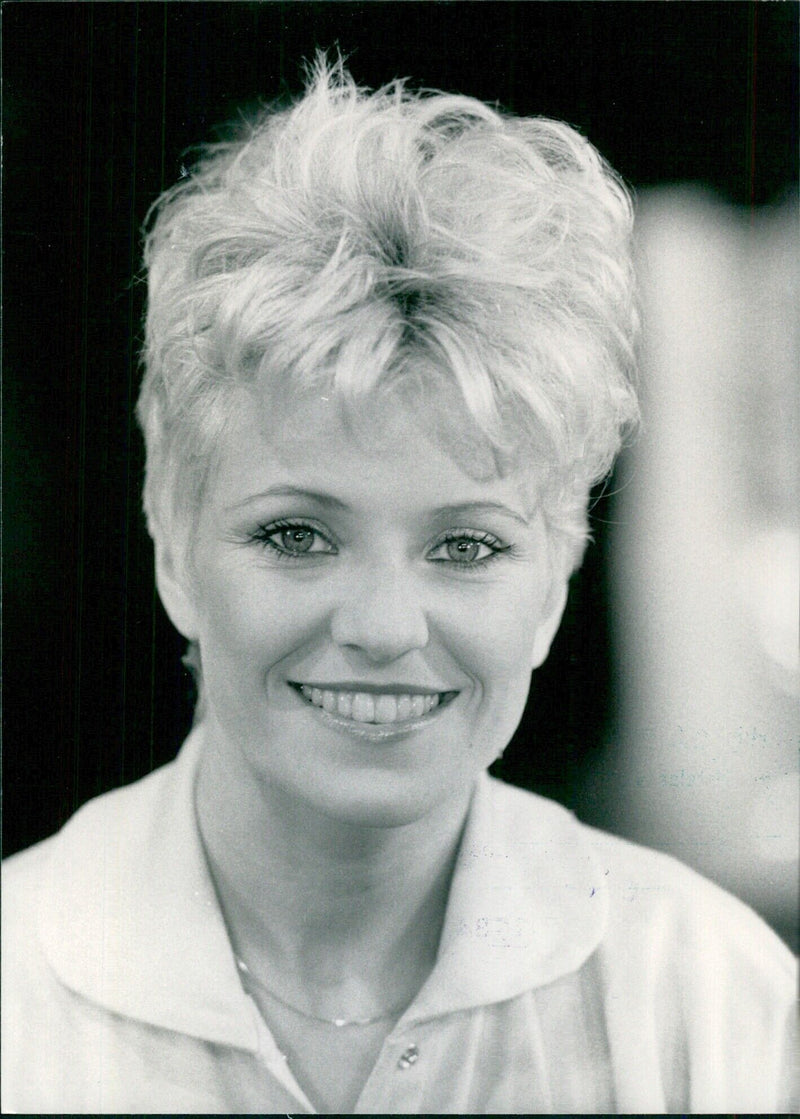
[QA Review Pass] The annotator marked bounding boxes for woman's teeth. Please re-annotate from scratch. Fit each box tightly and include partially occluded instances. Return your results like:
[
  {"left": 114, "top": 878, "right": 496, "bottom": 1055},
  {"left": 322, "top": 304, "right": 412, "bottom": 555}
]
[{"left": 297, "top": 686, "right": 441, "bottom": 724}]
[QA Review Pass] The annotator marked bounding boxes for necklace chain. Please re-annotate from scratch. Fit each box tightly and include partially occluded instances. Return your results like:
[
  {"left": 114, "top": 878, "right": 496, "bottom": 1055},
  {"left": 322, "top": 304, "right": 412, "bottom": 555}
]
[{"left": 235, "top": 958, "right": 406, "bottom": 1028}]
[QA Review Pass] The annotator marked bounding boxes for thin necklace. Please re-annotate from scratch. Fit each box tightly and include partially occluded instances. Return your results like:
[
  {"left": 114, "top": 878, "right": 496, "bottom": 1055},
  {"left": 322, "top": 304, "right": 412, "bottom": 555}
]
[{"left": 235, "top": 957, "right": 407, "bottom": 1029}]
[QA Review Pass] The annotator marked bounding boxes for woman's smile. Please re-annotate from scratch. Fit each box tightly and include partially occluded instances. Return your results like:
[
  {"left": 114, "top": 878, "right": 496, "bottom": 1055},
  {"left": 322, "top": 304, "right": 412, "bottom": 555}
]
[{"left": 290, "top": 681, "right": 460, "bottom": 735}]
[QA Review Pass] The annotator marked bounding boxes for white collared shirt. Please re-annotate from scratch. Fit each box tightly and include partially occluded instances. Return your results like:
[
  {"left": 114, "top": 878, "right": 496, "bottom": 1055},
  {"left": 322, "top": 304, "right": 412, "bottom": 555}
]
[{"left": 2, "top": 727, "right": 797, "bottom": 1113}]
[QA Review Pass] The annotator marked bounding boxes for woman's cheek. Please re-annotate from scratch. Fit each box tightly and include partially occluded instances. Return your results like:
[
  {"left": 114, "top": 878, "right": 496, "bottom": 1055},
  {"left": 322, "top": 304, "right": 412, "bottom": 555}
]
[
  {"left": 199, "top": 560, "right": 305, "bottom": 641},
  {"left": 445, "top": 589, "right": 542, "bottom": 698},
  {"left": 482, "top": 576, "right": 549, "bottom": 665}
]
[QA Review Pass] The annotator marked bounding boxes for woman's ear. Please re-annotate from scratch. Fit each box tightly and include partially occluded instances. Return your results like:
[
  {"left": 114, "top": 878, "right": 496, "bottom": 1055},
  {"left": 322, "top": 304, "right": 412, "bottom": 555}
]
[
  {"left": 154, "top": 538, "right": 200, "bottom": 641},
  {"left": 530, "top": 577, "right": 569, "bottom": 669}
]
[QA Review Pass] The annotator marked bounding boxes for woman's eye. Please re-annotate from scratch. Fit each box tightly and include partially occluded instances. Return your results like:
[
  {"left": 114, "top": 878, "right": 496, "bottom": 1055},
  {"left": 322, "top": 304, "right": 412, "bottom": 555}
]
[
  {"left": 257, "top": 523, "right": 336, "bottom": 557},
  {"left": 428, "top": 533, "right": 507, "bottom": 566}
]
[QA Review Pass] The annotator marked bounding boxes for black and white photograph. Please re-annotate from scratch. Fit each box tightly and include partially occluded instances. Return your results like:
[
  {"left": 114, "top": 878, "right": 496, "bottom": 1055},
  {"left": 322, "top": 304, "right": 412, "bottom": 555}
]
[{"left": 3, "top": 2, "right": 798, "bottom": 1112}]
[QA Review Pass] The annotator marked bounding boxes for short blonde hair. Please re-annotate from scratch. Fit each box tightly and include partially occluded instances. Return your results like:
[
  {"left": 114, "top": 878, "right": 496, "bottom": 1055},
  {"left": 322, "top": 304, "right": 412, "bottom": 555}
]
[{"left": 137, "top": 55, "right": 638, "bottom": 573}]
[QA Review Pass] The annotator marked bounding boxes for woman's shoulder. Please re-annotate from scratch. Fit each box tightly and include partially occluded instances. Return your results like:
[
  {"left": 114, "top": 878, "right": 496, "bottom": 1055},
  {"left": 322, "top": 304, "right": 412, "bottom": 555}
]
[
  {"left": 4, "top": 759, "right": 175, "bottom": 879},
  {"left": 2, "top": 752, "right": 185, "bottom": 960},
  {"left": 3, "top": 745, "right": 204, "bottom": 1036},
  {"left": 582, "top": 816, "right": 794, "bottom": 982},
  {"left": 486, "top": 774, "right": 796, "bottom": 989}
]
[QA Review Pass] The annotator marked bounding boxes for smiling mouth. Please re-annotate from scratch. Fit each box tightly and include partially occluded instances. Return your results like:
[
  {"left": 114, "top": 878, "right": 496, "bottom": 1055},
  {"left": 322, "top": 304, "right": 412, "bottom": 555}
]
[{"left": 289, "top": 683, "right": 459, "bottom": 726}]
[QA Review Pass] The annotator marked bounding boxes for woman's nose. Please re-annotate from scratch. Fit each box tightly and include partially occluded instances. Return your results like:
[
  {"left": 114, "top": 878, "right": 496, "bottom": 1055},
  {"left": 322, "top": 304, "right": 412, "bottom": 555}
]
[{"left": 330, "top": 564, "right": 430, "bottom": 664}]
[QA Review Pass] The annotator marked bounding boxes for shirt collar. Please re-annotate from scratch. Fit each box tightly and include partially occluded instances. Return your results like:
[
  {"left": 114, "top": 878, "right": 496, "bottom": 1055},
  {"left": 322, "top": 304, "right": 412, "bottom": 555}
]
[
  {"left": 38, "top": 728, "right": 607, "bottom": 1044},
  {"left": 403, "top": 769, "right": 608, "bottom": 1024},
  {"left": 38, "top": 728, "right": 260, "bottom": 1050}
]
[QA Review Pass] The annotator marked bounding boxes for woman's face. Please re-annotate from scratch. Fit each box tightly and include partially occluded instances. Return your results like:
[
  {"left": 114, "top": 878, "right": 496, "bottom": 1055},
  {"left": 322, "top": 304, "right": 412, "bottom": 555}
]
[{"left": 160, "top": 391, "right": 567, "bottom": 827}]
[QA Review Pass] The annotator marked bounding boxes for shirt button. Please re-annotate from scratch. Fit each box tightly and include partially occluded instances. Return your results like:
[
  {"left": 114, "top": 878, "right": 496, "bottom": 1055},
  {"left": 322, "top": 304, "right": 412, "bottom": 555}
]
[{"left": 397, "top": 1043, "right": 419, "bottom": 1070}]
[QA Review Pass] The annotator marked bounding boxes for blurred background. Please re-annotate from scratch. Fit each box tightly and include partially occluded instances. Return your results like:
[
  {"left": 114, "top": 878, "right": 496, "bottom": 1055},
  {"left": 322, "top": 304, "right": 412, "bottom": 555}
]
[{"left": 4, "top": 2, "right": 797, "bottom": 950}]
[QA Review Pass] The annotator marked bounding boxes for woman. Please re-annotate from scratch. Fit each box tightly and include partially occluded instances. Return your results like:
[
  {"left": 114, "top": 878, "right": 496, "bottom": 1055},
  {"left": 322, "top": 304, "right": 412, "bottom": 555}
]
[{"left": 2, "top": 58, "right": 796, "bottom": 1114}]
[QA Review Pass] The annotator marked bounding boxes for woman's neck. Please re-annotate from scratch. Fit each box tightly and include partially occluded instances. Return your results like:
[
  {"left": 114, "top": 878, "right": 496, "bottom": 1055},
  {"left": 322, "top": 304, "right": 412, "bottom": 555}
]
[{"left": 194, "top": 727, "right": 474, "bottom": 1015}]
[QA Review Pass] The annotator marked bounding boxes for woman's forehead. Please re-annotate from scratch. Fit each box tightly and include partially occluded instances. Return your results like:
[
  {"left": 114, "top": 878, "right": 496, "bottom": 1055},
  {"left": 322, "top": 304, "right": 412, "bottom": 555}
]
[
  {"left": 248, "top": 377, "right": 479, "bottom": 460},
  {"left": 211, "top": 384, "right": 544, "bottom": 518}
]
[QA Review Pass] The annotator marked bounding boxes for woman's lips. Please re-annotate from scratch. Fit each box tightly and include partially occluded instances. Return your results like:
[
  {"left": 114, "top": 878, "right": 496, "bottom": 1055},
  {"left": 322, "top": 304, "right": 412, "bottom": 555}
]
[{"left": 290, "top": 683, "right": 458, "bottom": 725}]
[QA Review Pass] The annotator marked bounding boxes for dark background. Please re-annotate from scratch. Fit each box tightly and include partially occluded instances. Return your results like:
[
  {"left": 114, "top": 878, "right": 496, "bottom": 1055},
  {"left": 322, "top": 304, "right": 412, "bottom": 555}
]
[{"left": 4, "top": 1, "right": 797, "bottom": 857}]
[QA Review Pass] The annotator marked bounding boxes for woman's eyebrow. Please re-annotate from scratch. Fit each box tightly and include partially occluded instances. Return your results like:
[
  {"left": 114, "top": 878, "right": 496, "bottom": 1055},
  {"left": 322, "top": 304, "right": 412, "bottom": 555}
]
[
  {"left": 432, "top": 502, "right": 531, "bottom": 527},
  {"left": 227, "top": 486, "right": 349, "bottom": 512},
  {"left": 227, "top": 492, "right": 530, "bottom": 525}
]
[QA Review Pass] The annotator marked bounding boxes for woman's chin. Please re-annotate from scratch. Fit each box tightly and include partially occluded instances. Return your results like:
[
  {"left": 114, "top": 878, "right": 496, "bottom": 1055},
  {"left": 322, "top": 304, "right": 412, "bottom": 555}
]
[{"left": 273, "top": 765, "right": 475, "bottom": 833}]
